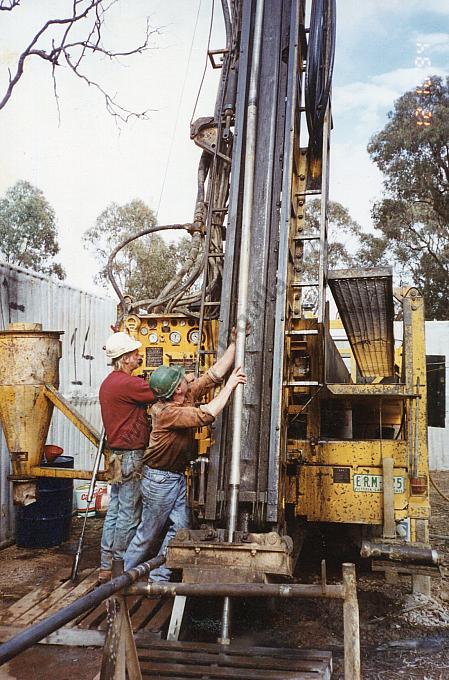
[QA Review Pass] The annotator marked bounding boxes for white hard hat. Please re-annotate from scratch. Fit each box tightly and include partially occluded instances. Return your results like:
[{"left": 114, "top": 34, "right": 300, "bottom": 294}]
[{"left": 104, "top": 332, "right": 141, "bottom": 359}]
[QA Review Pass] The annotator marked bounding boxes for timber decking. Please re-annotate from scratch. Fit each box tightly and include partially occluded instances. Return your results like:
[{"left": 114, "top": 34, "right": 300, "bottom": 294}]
[
  {"left": 0, "top": 571, "right": 333, "bottom": 678},
  {"left": 0, "top": 568, "right": 171, "bottom": 647}
]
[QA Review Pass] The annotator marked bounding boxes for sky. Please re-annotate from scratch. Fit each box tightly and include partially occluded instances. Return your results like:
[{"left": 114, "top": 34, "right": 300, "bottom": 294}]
[{"left": 0, "top": 0, "right": 448, "bottom": 296}]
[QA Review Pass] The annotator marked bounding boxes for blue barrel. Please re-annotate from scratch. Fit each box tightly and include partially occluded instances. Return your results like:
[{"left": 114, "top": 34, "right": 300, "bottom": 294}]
[{"left": 15, "top": 456, "right": 74, "bottom": 548}]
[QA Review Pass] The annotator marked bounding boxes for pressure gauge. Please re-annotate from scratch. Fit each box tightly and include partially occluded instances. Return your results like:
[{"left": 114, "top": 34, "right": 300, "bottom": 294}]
[
  {"left": 140, "top": 327, "right": 148, "bottom": 336},
  {"left": 148, "top": 332, "right": 158, "bottom": 343},
  {"left": 189, "top": 330, "right": 200, "bottom": 344},
  {"left": 169, "top": 331, "right": 182, "bottom": 344}
]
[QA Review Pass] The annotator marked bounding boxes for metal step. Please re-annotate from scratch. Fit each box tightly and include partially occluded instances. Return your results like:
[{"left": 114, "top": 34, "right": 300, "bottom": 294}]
[
  {"left": 294, "top": 234, "right": 320, "bottom": 241},
  {"left": 285, "top": 381, "right": 321, "bottom": 387},
  {"left": 285, "top": 330, "right": 318, "bottom": 336},
  {"left": 295, "top": 189, "right": 322, "bottom": 197}
]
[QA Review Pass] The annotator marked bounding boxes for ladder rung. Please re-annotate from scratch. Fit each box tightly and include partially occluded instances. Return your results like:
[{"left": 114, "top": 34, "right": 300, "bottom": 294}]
[
  {"left": 291, "top": 281, "right": 319, "bottom": 288},
  {"left": 198, "top": 350, "right": 217, "bottom": 354},
  {"left": 212, "top": 208, "right": 228, "bottom": 213},
  {"left": 285, "top": 330, "right": 318, "bottom": 336},
  {"left": 207, "top": 253, "right": 225, "bottom": 258},
  {"left": 294, "top": 234, "right": 320, "bottom": 241},
  {"left": 203, "top": 301, "right": 221, "bottom": 306},
  {"left": 295, "top": 190, "right": 321, "bottom": 197},
  {"left": 284, "top": 381, "right": 321, "bottom": 386}
]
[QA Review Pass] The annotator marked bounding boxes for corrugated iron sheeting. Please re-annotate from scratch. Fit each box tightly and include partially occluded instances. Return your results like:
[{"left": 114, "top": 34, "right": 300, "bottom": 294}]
[
  {"left": 328, "top": 268, "right": 395, "bottom": 379},
  {"left": 0, "top": 262, "right": 116, "bottom": 546}
]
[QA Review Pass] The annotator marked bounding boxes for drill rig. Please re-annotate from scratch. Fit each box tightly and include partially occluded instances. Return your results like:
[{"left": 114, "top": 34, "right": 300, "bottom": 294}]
[{"left": 110, "top": 0, "right": 436, "bottom": 639}]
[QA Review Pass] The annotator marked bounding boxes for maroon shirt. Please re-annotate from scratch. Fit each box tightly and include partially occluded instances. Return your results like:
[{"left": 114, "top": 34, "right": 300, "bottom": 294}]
[{"left": 99, "top": 371, "right": 155, "bottom": 449}]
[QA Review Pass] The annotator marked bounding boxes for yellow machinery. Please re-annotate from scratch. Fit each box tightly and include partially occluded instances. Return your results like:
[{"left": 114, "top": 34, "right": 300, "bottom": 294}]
[
  {"left": 110, "top": 0, "right": 437, "bottom": 604},
  {"left": 0, "top": 322, "right": 109, "bottom": 506},
  {"left": 0, "top": 2, "right": 435, "bottom": 648}
]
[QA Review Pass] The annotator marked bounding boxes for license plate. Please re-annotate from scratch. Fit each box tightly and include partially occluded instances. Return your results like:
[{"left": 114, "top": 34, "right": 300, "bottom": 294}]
[{"left": 353, "top": 474, "right": 405, "bottom": 494}]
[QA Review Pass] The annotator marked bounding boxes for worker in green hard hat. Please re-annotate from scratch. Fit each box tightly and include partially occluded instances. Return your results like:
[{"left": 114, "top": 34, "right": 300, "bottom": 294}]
[{"left": 124, "top": 328, "right": 247, "bottom": 581}]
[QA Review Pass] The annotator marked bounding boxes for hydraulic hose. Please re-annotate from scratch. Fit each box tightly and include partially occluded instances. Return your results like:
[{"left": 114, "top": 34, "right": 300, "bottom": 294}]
[
  {"left": 106, "top": 223, "right": 190, "bottom": 315},
  {"left": 305, "top": 0, "right": 336, "bottom": 146}
]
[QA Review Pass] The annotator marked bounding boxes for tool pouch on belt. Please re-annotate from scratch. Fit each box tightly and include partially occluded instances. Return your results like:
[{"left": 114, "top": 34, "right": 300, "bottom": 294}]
[
  {"left": 108, "top": 450, "right": 144, "bottom": 484},
  {"left": 108, "top": 452, "right": 123, "bottom": 484}
]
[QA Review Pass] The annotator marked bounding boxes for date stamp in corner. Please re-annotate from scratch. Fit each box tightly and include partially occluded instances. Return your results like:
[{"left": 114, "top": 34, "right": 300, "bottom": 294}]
[{"left": 414, "top": 41, "right": 433, "bottom": 127}]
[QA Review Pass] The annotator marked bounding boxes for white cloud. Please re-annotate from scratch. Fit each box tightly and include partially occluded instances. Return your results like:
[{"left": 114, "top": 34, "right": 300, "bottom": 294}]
[{"left": 330, "top": 142, "right": 383, "bottom": 231}]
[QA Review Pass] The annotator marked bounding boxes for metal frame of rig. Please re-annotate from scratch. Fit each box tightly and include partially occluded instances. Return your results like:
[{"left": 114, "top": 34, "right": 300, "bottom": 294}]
[
  {"left": 0, "top": 0, "right": 439, "bottom": 677},
  {"left": 110, "top": 0, "right": 437, "bottom": 627}
]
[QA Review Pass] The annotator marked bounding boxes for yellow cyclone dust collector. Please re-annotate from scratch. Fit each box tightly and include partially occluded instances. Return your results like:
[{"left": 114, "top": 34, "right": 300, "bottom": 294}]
[{"left": 0, "top": 323, "right": 63, "bottom": 505}]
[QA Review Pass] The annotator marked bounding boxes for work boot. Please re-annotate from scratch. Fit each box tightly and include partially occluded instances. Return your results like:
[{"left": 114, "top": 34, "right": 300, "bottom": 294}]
[{"left": 98, "top": 569, "right": 112, "bottom": 584}]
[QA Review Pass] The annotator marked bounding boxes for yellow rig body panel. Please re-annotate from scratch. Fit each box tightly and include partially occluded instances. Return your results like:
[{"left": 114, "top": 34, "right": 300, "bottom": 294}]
[
  {"left": 123, "top": 313, "right": 218, "bottom": 377},
  {"left": 285, "top": 293, "right": 430, "bottom": 535},
  {"left": 122, "top": 313, "right": 219, "bottom": 460},
  {"left": 121, "top": 290, "right": 430, "bottom": 539}
]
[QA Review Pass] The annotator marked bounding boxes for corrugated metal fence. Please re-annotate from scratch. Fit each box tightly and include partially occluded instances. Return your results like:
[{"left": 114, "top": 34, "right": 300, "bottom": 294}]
[{"left": 0, "top": 262, "right": 116, "bottom": 547}]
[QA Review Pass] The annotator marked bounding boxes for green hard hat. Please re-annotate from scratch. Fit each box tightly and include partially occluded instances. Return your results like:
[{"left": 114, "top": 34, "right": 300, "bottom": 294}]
[{"left": 149, "top": 365, "right": 185, "bottom": 399}]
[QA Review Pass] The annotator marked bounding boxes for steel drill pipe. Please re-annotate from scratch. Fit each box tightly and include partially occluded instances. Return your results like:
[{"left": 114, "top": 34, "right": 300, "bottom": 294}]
[
  {"left": 0, "top": 555, "right": 165, "bottom": 666},
  {"left": 127, "top": 581, "right": 345, "bottom": 599},
  {"left": 361, "top": 540, "right": 440, "bottom": 565}
]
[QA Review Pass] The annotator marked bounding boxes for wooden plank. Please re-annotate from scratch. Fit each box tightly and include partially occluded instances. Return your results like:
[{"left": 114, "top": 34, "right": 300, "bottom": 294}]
[
  {"left": 0, "top": 578, "right": 62, "bottom": 625},
  {"left": 135, "top": 640, "right": 332, "bottom": 662},
  {"left": 75, "top": 601, "right": 108, "bottom": 629},
  {"left": 36, "top": 569, "right": 100, "bottom": 622},
  {"left": 131, "top": 598, "right": 168, "bottom": 632},
  {"left": 78, "top": 595, "right": 163, "bottom": 632},
  {"left": 139, "top": 660, "right": 322, "bottom": 679},
  {"left": 0, "top": 625, "right": 160, "bottom": 647},
  {"left": 137, "top": 648, "right": 329, "bottom": 673},
  {"left": 145, "top": 675, "right": 327, "bottom": 680},
  {"left": 131, "top": 597, "right": 160, "bottom": 632},
  {"left": 371, "top": 560, "right": 440, "bottom": 577},
  {"left": 14, "top": 569, "right": 96, "bottom": 626},
  {"left": 95, "top": 595, "right": 149, "bottom": 631},
  {"left": 144, "top": 599, "right": 173, "bottom": 633}
]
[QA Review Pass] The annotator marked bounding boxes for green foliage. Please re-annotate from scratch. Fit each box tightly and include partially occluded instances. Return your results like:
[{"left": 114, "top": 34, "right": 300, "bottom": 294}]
[
  {"left": 302, "top": 199, "right": 361, "bottom": 278},
  {"left": 83, "top": 199, "right": 190, "bottom": 301},
  {"left": 0, "top": 180, "right": 65, "bottom": 279},
  {"left": 362, "top": 75, "right": 449, "bottom": 319}
]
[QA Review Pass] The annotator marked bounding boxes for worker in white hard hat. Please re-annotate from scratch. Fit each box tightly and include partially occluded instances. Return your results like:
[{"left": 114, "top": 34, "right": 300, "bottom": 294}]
[{"left": 98, "top": 332, "right": 156, "bottom": 582}]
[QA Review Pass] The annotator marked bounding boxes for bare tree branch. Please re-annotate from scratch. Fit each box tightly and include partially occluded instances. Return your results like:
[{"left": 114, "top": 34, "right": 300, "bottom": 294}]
[
  {"left": 0, "top": 0, "right": 157, "bottom": 122},
  {"left": 0, "top": 0, "right": 20, "bottom": 11}
]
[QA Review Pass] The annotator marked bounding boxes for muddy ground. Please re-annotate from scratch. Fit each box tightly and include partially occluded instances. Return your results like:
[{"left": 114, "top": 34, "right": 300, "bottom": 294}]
[{"left": 0, "top": 474, "right": 448, "bottom": 679}]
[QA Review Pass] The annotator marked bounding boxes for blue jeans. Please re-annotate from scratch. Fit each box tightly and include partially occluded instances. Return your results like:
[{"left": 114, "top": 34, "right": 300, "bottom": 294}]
[
  {"left": 100, "top": 449, "right": 144, "bottom": 570},
  {"left": 124, "top": 466, "right": 191, "bottom": 581}
]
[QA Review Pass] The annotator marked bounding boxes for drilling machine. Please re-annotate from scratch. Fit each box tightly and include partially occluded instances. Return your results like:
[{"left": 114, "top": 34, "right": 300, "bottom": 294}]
[{"left": 109, "top": 0, "right": 437, "bottom": 640}]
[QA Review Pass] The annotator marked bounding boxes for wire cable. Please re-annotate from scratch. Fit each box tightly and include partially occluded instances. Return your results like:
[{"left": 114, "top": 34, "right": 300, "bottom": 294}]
[{"left": 190, "top": 0, "right": 215, "bottom": 126}]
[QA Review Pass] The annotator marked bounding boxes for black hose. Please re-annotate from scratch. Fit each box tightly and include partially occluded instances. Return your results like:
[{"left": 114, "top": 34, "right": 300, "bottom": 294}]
[
  {"left": 305, "top": 0, "right": 336, "bottom": 145},
  {"left": 106, "top": 223, "right": 190, "bottom": 316}
]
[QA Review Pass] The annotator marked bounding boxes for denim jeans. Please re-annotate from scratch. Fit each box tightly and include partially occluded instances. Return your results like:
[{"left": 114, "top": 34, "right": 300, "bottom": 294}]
[
  {"left": 100, "top": 449, "right": 144, "bottom": 570},
  {"left": 124, "top": 466, "right": 191, "bottom": 581}
]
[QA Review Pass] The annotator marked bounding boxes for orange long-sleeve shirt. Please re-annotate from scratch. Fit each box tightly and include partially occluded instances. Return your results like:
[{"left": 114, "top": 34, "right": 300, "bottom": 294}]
[{"left": 143, "top": 369, "right": 222, "bottom": 472}]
